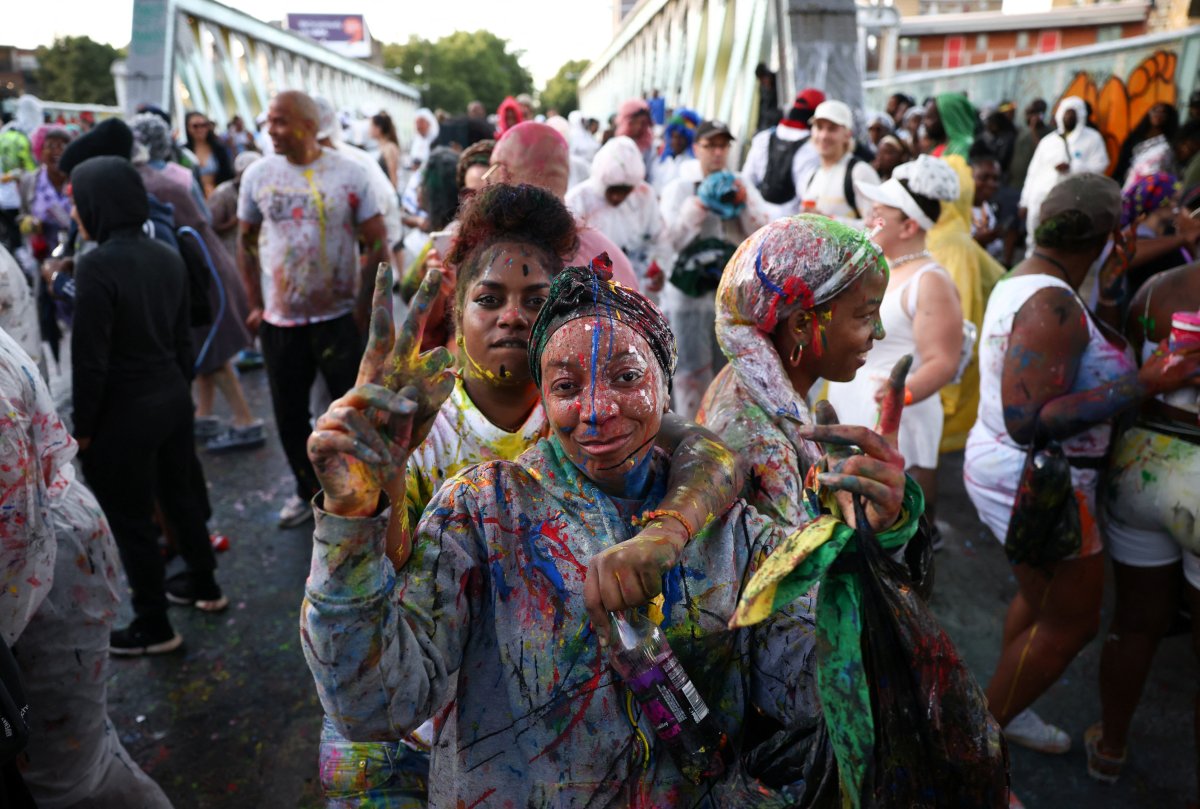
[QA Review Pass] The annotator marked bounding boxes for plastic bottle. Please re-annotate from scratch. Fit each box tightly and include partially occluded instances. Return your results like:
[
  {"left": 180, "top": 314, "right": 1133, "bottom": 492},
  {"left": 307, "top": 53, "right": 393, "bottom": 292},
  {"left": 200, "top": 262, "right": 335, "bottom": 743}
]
[
  {"left": 1164, "top": 311, "right": 1200, "bottom": 414},
  {"left": 606, "top": 610, "right": 727, "bottom": 783}
]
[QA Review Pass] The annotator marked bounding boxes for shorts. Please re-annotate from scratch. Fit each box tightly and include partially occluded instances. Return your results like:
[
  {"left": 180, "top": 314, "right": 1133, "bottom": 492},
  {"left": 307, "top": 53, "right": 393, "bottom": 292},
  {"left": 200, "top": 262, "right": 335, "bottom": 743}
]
[{"left": 1104, "top": 425, "right": 1200, "bottom": 590}]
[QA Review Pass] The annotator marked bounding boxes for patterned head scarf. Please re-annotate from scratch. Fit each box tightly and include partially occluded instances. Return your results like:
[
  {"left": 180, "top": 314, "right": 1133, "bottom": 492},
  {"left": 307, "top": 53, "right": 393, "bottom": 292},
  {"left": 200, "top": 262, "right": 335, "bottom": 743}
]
[
  {"left": 529, "top": 254, "right": 676, "bottom": 389},
  {"left": 129, "top": 112, "right": 175, "bottom": 163},
  {"left": 1121, "top": 171, "right": 1180, "bottom": 228},
  {"left": 715, "top": 215, "right": 886, "bottom": 453}
]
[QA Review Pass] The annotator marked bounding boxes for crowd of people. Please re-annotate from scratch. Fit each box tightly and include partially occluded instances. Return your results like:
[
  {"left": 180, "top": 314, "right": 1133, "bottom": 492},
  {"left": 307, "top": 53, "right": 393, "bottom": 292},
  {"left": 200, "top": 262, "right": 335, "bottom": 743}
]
[{"left": 0, "top": 73, "right": 1199, "bottom": 809}]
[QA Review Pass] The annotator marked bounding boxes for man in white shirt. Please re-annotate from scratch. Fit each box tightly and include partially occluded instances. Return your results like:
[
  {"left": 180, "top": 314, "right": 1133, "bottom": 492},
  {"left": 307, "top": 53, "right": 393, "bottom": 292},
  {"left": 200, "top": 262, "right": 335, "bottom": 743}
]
[
  {"left": 742, "top": 88, "right": 825, "bottom": 220},
  {"left": 797, "top": 100, "right": 881, "bottom": 224},
  {"left": 1019, "top": 96, "right": 1110, "bottom": 253},
  {"left": 660, "top": 120, "right": 769, "bottom": 416}
]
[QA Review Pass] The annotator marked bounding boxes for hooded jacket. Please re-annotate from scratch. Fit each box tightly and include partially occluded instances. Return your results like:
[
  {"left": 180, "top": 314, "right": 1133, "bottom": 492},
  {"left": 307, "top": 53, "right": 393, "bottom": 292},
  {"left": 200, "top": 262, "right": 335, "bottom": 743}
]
[
  {"left": 69, "top": 157, "right": 193, "bottom": 439},
  {"left": 1018, "top": 96, "right": 1110, "bottom": 227}
]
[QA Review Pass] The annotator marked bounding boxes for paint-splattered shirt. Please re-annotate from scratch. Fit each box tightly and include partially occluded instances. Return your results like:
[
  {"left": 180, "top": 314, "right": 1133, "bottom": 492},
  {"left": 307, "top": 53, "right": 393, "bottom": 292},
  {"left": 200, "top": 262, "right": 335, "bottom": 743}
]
[
  {"left": 0, "top": 327, "right": 75, "bottom": 645},
  {"left": 403, "top": 378, "right": 548, "bottom": 534},
  {"left": 699, "top": 365, "right": 822, "bottom": 533},
  {"left": 238, "top": 150, "right": 379, "bottom": 326},
  {"left": 303, "top": 438, "right": 819, "bottom": 808}
]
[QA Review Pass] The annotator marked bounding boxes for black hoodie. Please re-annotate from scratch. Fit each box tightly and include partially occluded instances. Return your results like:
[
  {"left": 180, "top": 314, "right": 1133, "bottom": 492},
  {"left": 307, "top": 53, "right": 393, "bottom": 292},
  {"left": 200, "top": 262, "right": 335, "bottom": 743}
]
[{"left": 70, "top": 156, "right": 193, "bottom": 439}]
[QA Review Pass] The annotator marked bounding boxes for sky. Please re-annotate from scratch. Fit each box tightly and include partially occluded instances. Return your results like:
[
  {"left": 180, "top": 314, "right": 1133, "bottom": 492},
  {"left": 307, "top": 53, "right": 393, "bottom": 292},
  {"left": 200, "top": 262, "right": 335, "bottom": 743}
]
[{"left": 8, "top": 0, "right": 617, "bottom": 86}]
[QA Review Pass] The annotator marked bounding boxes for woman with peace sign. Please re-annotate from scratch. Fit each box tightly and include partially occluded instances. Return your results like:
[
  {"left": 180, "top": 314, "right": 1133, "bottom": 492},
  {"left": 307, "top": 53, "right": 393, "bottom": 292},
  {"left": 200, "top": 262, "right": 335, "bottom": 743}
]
[
  {"left": 306, "top": 183, "right": 747, "bottom": 805},
  {"left": 299, "top": 236, "right": 916, "bottom": 804}
]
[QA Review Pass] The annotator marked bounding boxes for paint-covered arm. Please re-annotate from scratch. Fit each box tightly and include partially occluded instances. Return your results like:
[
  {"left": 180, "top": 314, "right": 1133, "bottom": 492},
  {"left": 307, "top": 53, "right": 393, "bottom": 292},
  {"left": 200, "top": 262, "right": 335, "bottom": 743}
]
[
  {"left": 662, "top": 182, "right": 708, "bottom": 251},
  {"left": 998, "top": 286, "right": 1200, "bottom": 444},
  {"left": 301, "top": 486, "right": 481, "bottom": 742},
  {"left": 654, "top": 414, "right": 744, "bottom": 546},
  {"left": 236, "top": 219, "right": 264, "bottom": 314}
]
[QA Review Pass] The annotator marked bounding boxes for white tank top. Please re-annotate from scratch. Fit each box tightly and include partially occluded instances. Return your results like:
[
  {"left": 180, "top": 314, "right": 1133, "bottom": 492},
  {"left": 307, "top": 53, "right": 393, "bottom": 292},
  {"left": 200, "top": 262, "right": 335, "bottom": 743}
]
[{"left": 971, "top": 273, "right": 1136, "bottom": 458}]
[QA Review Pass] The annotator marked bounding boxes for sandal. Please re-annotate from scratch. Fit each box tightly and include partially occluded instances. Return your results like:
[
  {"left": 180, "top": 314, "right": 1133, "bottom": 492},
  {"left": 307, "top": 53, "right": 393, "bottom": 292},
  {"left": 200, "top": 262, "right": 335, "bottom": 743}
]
[{"left": 1084, "top": 722, "right": 1126, "bottom": 784}]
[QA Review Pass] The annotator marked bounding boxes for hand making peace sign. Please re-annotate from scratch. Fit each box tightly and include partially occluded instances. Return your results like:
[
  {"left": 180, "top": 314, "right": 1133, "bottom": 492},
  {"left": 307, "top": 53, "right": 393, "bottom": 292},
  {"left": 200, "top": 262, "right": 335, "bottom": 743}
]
[{"left": 308, "top": 264, "right": 456, "bottom": 517}]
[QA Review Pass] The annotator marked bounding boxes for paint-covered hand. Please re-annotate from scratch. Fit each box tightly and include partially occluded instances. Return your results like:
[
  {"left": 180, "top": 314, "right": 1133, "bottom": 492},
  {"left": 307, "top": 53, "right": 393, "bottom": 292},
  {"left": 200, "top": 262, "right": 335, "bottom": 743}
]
[
  {"left": 800, "top": 356, "right": 910, "bottom": 530},
  {"left": 1139, "top": 340, "right": 1200, "bottom": 396},
  {"left": 584, "top": 521, "right": 687, "bottom": 647},
  {"left": 364, "top": 264, "right": 455, "bottom": 449},
  {"left": 307, "top": 265, "right": 454, "bottom": 517}
]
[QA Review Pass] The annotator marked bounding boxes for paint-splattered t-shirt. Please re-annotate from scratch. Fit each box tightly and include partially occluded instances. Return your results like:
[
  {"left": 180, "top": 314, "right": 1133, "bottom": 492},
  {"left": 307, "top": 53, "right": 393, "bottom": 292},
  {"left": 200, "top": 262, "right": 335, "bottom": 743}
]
[
  {"left": 238, "top": 149, "right": 380, "bottom": 326},
  {"left": 699, "top": 365, "right": 822, "bottom": 534},
  {"left": 303, "top": 438, "right": 819, "bottom": 808},
  {"left": 0, "top": 327, "right": 74, "bottom": 644},
  {"left": 403, "top": 378, "right": 548, "bottom": 533}
]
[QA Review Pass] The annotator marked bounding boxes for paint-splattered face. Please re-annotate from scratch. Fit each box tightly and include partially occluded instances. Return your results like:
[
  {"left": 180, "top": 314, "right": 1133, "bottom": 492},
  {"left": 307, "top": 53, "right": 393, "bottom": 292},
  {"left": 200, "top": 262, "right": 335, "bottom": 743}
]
[
  {"left": 798, "top": 268, "right": 888, "bottom": 383},
  {"left": 458, "top": 241, "right": 553, "bottom": 386},
  {"left": 540, "top": 318, "right": 667, "bottom": 496}
]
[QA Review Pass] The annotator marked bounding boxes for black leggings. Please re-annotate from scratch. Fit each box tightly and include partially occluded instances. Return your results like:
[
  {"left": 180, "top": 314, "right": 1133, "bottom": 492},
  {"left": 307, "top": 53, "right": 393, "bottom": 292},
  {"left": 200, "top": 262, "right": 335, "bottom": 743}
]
[{"left": 81, "top": 387, "right": 214, "bottom": 623}]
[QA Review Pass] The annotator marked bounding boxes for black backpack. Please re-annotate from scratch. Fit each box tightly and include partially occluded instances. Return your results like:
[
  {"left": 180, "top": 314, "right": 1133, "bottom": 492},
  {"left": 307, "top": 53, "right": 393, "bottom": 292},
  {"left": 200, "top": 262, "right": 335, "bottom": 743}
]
[
  {"left": 804, "top": 155, "right": 861, "bottom": 216},
  {"left": 756, "top": 132, "right": 809, "bottom": 204}
]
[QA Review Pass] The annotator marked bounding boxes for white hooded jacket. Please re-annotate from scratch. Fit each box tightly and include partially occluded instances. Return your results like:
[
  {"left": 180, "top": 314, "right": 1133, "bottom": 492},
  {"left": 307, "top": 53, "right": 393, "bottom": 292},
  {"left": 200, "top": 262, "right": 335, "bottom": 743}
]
[
  {"left": 565, "top": 136, "right": 667, "bottom": 292},
  {"left": 1019, "top": 96, "right": 1110, "bottom": 227}
]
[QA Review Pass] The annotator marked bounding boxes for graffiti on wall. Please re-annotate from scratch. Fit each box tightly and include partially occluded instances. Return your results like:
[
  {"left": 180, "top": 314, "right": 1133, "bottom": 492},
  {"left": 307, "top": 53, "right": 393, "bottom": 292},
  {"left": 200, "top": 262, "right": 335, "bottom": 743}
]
[{"left": 1059, "top": 50, "right": 1178, "bottom": 174}]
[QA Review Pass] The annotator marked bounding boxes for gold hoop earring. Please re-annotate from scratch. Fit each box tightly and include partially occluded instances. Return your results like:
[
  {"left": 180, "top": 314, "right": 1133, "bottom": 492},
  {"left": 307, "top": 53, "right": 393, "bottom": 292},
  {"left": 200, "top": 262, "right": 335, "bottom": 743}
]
[{"left": 789, "top": 342, "right": 803, "bottom": 367}]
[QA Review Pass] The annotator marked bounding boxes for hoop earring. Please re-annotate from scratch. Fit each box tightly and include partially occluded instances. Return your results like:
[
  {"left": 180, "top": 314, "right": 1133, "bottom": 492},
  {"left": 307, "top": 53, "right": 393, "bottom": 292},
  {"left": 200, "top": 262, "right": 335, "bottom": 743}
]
[{"left": 789, "top": 342, "right": 803, "bottom": 367}]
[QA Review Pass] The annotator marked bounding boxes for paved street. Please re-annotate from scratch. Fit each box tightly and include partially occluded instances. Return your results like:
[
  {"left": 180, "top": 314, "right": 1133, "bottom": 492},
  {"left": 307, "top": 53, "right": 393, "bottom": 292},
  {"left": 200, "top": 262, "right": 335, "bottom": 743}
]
[{"left": 96, "top": 366, "right": 1194, "bottom": 808}]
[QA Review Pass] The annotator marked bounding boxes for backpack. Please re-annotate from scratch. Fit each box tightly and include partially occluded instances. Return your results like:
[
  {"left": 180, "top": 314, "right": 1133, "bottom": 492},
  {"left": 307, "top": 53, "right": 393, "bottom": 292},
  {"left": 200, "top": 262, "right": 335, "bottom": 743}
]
[
  {"left": 756, "top": 132, "right": 808, "bottom": 204},
  {"left": 804, "top": 155, "right": 861, "bottom": 216}
]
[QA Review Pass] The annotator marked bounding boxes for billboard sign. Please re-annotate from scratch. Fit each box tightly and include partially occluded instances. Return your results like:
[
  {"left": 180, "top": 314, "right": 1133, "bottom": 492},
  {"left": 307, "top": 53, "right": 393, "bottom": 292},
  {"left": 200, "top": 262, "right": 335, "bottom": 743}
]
[{"left": 286, "top": 14, "right": 372, "bottom": 59}]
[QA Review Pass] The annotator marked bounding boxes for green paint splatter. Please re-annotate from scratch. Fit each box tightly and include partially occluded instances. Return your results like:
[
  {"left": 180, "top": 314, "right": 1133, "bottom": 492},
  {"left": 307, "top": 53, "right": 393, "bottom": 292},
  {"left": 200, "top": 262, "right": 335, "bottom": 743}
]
[{"left": 1141, "top": 469, "right": 1157, "bottom": 484}]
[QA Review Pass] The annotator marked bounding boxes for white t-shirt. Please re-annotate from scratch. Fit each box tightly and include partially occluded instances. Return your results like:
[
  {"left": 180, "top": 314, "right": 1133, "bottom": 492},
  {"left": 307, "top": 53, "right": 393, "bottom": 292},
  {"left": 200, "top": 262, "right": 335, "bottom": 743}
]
[
  {"left": 238, "top": 150, "right": 380, "bottom": 327},
  {"left": 798, "top": 151, "right": 880, "bottom": 223}
]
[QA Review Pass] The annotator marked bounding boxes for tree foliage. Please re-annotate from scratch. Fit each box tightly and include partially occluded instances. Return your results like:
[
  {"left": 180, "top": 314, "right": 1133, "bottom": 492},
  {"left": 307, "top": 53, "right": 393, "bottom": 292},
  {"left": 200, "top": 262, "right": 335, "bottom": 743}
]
[
  {"left": 540, "top": 59, "right": 590, "bottom": 116},
  {"left": 382, "top": 30, "right": 533, "bottom": 114},
  {"left": 35, "top": 36, "right": 122, "bottom": 105}
]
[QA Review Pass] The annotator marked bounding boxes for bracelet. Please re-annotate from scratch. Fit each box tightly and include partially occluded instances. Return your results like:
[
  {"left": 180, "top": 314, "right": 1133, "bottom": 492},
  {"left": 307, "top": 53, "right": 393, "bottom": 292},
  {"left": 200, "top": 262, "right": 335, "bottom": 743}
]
[{"left": 633, "top": 508, "right": 695, "bottom": 539}]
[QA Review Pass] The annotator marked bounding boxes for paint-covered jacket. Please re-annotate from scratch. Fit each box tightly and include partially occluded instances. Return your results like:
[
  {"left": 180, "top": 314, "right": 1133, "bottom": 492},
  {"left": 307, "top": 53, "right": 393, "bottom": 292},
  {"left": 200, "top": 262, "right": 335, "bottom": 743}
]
[
  {"left": 699, "top": 365, "right": 821, "bottom": 534},
  {"left": 302, "top": 438, "right": 819, "bottom": 808}
]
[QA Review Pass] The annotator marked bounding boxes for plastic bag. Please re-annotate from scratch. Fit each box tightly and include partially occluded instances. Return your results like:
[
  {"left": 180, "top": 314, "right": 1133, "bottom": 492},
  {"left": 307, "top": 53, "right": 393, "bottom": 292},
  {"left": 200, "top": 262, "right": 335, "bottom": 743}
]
[
  {"left": 850, "top": 496, "right": 1009, "bottom": 807},
  {"left": 707, "top": 714, "right": 839, "bottom": 809},
  {"left": 1004, "top": 440, "right": 1080, "bottom": 570}
]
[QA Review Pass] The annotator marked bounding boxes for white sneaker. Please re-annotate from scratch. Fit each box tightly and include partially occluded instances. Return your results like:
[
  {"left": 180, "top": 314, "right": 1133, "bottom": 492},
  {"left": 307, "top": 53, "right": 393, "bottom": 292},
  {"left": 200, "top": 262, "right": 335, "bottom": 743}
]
[
  {"left": 278, "top": 495, "right": 313, "bottom": 528},
  {"left": 1004, "top": 708, "right": 1071, "bottom": 754}
]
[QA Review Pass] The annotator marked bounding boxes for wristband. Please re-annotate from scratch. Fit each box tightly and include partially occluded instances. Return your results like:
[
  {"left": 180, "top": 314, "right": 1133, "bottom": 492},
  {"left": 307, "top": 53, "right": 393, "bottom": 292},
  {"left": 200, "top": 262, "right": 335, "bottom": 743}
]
[{"left": 633, "top": 508, "right": 695, "bottom": 539}]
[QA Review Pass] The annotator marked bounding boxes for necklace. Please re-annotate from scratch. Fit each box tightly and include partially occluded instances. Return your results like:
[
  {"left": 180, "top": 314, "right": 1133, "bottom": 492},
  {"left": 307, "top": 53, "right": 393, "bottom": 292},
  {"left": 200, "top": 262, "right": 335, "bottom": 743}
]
[
  {"left": 1032, "top": 251, "right": 1072, "bottom": 282},
  {"left": 888, "top": 249, "right": 931, "bottom": 267}
]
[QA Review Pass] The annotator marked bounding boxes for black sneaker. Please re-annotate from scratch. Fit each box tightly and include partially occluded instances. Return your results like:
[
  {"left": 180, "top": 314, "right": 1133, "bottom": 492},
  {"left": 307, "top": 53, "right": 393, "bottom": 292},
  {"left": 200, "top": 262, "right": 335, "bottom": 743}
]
[
  {"left": 110, "top": 617, "right": 183, "bottom": 657},
  {"left": 166, "top": 571, "right": 229, "bottom": 612}
]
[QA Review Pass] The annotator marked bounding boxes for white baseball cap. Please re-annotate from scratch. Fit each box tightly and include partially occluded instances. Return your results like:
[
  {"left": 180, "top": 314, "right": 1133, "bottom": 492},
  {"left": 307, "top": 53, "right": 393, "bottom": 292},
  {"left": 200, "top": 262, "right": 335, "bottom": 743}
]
[
  {"left": 858, "top": 178, "right": 937, "bottom": 231},
  {"left": 811, "top": 100, "right": 854, "bottom": 130}
]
